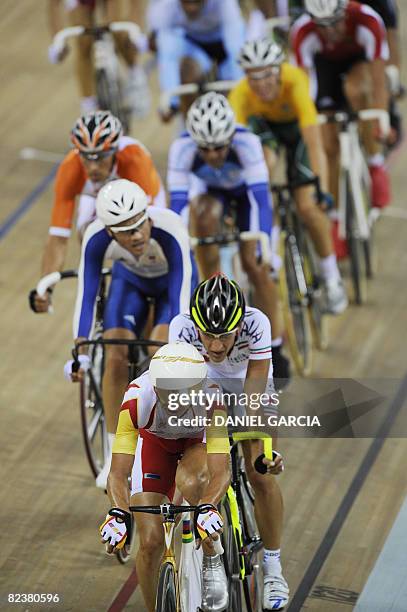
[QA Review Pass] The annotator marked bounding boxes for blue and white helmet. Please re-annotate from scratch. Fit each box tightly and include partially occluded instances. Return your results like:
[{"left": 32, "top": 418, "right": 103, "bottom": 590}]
[{"left": 186, "top": 92, "right": 236, "bottom": 147}]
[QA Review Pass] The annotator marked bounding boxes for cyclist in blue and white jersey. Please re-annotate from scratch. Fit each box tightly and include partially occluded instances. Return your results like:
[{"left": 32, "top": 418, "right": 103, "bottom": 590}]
[
  {"left": 169, "top": 274, "right": 289, "bottom": 611},
  {"left": 167, "top": 92, "right": 290, "bottom": 383},
  {"left": 152, "top": 0, "right": 245, "bottom": 120},
  {"left": 64, "top": 178, "right": 197, "bottom": 488}
]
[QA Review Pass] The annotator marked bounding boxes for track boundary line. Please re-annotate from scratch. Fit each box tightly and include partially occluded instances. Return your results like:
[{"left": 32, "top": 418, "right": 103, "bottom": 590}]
[
  {"left": 107, "top": 566, "right": 139, "bottom": 612},
  {"left": 287, "top": 374, "right": 407, "bottom": 612}
]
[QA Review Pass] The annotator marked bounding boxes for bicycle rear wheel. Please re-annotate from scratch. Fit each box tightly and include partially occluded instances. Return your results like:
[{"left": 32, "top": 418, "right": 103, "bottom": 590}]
[
  {"left": 345, "top": 175, "right": 367, "bottom": 304},
  {"left": 220, "top": 496, "right": 243, "bottom": 612},
  {"left": 156, "top": 562, "right": 177, "bottom": 612},
  {"left": 279, "top": 233, "right": 312, "bottom": 376},
  {"left": 80, "top": 341, "right": 107, "bottom": 478},
  {"left": 96, "top": 69, "right": 129, "bottom": 133}
]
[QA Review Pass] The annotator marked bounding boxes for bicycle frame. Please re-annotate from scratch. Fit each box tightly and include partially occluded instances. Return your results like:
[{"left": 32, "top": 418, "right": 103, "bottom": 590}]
[
  {"left": 318, "top": 109, "right": 390, "bottom": 242},
  {"left": 129, "top": 503, "right": 223, "bottom": 612}
]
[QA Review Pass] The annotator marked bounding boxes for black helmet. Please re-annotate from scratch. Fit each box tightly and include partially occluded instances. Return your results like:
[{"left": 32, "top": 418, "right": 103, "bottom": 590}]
[{"left": 190, "top": 274, "right": 246, "bottom": 334}]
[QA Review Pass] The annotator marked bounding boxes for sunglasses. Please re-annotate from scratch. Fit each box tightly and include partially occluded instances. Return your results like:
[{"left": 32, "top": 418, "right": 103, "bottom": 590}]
[
  {"left": 198, "top": 143, "right": 230, "bottom": 153},
  {"left": 109, "top": 211, "right": 149, "bottom": 233},
  {"left": 200, "top": 329, "right": 238, "bottom": 341},
  {"left": 314, "top": 16, "right": 344, "bottom": 27},
  {"left": 247, "top": 66, "right": 280, "bottom": 80},
  {"left": 79, "top": 150, "right": 115, "bottom": 161}
]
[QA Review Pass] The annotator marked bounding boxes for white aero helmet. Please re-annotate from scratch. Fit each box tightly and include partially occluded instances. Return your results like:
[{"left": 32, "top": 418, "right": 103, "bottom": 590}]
[
  {"left": 149, "top": 342, "right": 207, "bottom": 390},
  {"left": 186, "top": 92, "right": 236, "bottom": 148},
  {"left": 96, "top": 179, "right": 149, "bottom": 227},
  {"left": 305, "top": 0, "right": 348, "bottom": 24},
  {"left": 239, "top": 39, "right": 285, "bottom": 70}
]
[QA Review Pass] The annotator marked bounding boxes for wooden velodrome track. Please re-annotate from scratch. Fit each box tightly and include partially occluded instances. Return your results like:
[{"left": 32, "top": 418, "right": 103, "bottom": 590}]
[{"left": 1, "top": 2, "right": 407, "bottom": 611}]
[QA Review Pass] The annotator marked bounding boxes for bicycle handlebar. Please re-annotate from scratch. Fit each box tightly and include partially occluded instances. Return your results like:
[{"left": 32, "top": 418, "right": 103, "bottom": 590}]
[
  {"left": 129, "top": 503, "right": 224, "bottom": 554},
  {"left": 52, "top": 21, "right": 145, "bottom": 54},
  {"left": 190, "top": 230, "right": 271, "bottom": 265},
  {"left": 160, "top": 79, "right": 236, "bottom": 112},
  {"left": 36, "top": 268, "right": 111, "bottom": 297},
  {"left": 265, "top": 16, "right": 291, "bottom": 31},
  {"left": 318, "top": 108, "right": 390, "bottom": 137},
  {"left": 73, "top": 338, "right": 165, "bottom": 359}
]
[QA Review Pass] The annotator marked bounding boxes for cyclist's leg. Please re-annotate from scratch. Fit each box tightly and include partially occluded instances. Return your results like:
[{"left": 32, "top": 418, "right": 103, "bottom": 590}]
[
  {"left": 67, "top": 2, "right": 97, "bottom": 113},
  {"left": 156, "top": 29, "right": 211, "bottom": 119},
  {"left": 175, "top": 442, "right": 209, "bottom": 504},
  {"left": 189, "top": 193, "right": 223, "bottom": 279},
  {"left": 235, "top": 187, "right": 283, "bottom": 339},
  {"left": 131, "top": 431, "right": 185, "bottom": 610},
  {"left": 344, "top": 60, "right": 391, "bottom": 207},
  {"left": 106, "top": 0, "right": 150, "bottom": 117},
  {"left": 241, "top": 438, "right": 289, "bottom": 608},
  {"left": 179, "top": 39, "right": 213, "bottom": 117},
  {"left": 103, "top": 264, "right": 150, "bottom": 433},
  {"left": 248, "top": 115, "right": 281, "bottom": 182}
]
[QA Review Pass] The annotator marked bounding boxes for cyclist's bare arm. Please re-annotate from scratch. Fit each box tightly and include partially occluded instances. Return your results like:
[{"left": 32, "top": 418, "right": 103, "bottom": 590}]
[
  {"left": 370, "top": 58, "right": 389, "bottom": 111},
  {"left": 244, "top": 358, "right": 270, "bottom": 409},
  {"left": 107, "top": 452, "right": 134, "bottom": 510},
  {"left": 48, "top": 0, "right": 64, "bottom": 37},
  {"left": 301, "top": 124, "right": 329, "bottom": 192},
  {"left": 387, "top": 28, "right": 401, "bottom": 70},
  {"left": 41, "top": 235, "right": 69, "bottom": 276}
]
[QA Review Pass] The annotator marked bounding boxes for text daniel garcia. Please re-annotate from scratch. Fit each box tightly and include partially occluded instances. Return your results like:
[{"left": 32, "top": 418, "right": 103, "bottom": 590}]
[{"left": 167, "top": 414, "right": 321, "bottom": 427}]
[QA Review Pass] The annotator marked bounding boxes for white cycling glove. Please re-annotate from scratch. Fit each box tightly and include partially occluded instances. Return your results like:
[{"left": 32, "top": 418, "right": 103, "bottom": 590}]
[
  {"left": 47, "top": 43, "right": 66, "bottom": 64},
  {"left": 99, "top": 508, "right": 131, "bottom": 551},
  {"left": 63, "top": 354, "right": 91, "bottom": 381},
  {"left": 196, "top": 505, "right": 223, "bottom": 540}
]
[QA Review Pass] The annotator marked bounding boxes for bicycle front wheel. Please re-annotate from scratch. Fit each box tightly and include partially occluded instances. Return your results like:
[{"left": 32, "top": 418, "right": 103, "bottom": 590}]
[
  {"left": 156, "top": 562, "right": 178, "bottom": 612},
  {"left": 279, "top": 233, "right": 312, "bottom": 376},
  {"left": 80, "top": 342, "right": 108, "bottom": 478},
  {"left": 345, "top": 174, "right": 367, "bottom": 304},
  {"left": 220, "top": 496, "right": 243, "bottom": 612}
]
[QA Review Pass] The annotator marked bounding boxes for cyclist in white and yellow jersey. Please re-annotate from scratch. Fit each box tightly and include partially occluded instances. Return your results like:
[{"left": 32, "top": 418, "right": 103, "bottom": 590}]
[
  {"left": 101, "top": 342, "right": 232, "bottom": 612},
  {"left": 169, "top": 274, "right": 288, "bottom": 611}
]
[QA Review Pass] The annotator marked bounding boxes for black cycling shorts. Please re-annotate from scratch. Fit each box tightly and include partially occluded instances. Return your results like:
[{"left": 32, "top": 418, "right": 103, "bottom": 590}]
[{"left": 314, "top": 53, "right": 367, "bottom": 111}]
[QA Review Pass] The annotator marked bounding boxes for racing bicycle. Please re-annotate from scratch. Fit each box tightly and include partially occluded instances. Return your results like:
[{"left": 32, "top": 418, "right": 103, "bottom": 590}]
[
  {"left": 318, "top": 109, "right": 390, "bottom": 304},
  {"left": 271, "top": 177, "right": 328, "bottom": 377},
  {"left": 51, "top": 21, "right": 144, "bottom": 131},
  {"left": 129, "top": 502, "right": 223, "bottom": 612},
  {"left": 220, "top": 435, "right": 274, "bottom": 612}
]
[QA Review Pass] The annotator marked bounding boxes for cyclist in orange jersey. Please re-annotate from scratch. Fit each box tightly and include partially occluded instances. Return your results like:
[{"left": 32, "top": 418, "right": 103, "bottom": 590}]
[{"left": 29, "top": 110, "right": 165, "bottom": 314}]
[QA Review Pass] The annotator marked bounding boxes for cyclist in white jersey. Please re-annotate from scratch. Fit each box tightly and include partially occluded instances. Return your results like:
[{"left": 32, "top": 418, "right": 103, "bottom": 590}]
[
  {"left": 169, "top": 274, "right": 289, "bottom": 611},
  {"left": 64, "top": 179, "right": 197, "bottom": 489},
  {"left": 101, "top": 342, "right": 234, "bottom": 612},
  {"left": 153, "top": 0, "right": 245, "bottom": 120},
  {"left": 168, "top": 92, "right": 291, "bottom": 385}
]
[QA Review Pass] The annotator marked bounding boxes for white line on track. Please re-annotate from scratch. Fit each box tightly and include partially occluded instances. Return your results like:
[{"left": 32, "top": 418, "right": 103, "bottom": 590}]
[{"left": 20, "top": 147, "right": 65, "bottom": 163}]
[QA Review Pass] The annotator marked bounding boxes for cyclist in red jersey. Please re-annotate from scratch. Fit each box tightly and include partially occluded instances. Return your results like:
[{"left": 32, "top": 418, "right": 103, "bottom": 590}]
[
  {"left": 47, "top": 0, "right": 149, "bottom": 117},
  {"left": 291, "top": 0, "right": 391, "bottom": 209}
]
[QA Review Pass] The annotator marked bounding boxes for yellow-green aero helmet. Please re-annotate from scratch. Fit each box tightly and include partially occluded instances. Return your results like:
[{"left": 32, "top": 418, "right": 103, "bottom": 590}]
[{"left": 190, "top": 273, "right": 246, "bottom": 334}]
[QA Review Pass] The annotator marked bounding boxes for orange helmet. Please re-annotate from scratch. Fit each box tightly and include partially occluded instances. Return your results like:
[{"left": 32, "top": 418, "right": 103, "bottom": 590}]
[{"left": 70, "top": 110, "right": 122, "bottom": 157}]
